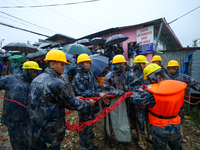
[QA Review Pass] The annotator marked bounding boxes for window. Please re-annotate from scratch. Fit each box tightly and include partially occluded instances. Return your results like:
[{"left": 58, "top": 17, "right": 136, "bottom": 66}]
[{"left": 154, "top": 29, "right": 170, "bottom": 50}]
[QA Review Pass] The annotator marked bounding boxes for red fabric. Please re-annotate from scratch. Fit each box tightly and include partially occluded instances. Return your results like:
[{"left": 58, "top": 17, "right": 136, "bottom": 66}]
[
  {"left": 0, "top": 91, "right": 133, "bottom": 132},
  {"left": 185, "top": 95, "right": 200, "bottom": 99},
  {"left": 65, "top": 91, "right": 133, "bottom": 132},
  {"left": 80, "top": 94, "right": 120, "bottom": 101},
  {"left": 141, "top": 83, "right": 147, "bottom": 91}
]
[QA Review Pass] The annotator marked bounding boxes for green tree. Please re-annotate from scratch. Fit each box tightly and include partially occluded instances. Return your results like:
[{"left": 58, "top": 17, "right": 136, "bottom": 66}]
[{"left": 192, "top": 38, "right": 200, "bottom": 47}]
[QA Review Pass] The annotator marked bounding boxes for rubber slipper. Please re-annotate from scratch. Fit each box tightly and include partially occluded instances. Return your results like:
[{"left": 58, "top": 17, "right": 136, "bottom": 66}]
[
  {"left": 138, "top": 141, "right": 146, "bottom": 150},
  {"left": 181, "top": 135, "right": 187, "bottom": 143}
]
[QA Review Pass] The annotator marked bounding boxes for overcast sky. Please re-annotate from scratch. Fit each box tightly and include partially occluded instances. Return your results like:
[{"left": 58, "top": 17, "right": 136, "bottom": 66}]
[{"left": 0, "top": 0, "right": 200, "bottom": 47}]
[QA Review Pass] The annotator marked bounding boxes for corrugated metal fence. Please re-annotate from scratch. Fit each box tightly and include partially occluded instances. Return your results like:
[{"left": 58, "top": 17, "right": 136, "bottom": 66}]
[
  {"left": 155, "top": 48, "right": 199, "bottom": 72},
  {"left": 155, "top": 48, "right": 200, "bottom": 107}
]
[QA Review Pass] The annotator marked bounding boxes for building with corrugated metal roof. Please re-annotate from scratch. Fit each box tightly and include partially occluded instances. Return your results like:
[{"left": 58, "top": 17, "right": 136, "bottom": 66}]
[
  {"left": 45, "top": 33, "right": 75, "bottom": 44},
  {"left": 76, "top": 17, "right": 182, "bottom": 62},
  {"left": 155, "top": 47, "right": 200, "bottom": 72}
]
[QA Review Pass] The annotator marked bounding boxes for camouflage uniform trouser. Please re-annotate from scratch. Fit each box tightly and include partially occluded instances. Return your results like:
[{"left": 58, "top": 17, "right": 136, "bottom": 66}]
[
  {"left": 134, "top": 105, "right": 145, "bottom": 131},
  {"left": 152, "top": 134, "right": 182, "bottom": 150},
  {"left": 28, "top": 144, "right": 60, "bottom": 150},
  {"left": 149, "top": 124, "right": 182, "bottom": 150},
  {"left": 179, "top": 103, "right": 185, "bottom": 125},
  {"left": 7, "top": 125, "right": 28, "bottom": 150},
  {"left": 79, "top": 125, "right": 94, "bottom": 150}
]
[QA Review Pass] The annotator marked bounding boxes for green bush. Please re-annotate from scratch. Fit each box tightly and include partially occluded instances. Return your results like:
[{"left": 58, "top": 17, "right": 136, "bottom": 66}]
[{"left": 184, "top": 104, "right": 200, "bottom": 128}]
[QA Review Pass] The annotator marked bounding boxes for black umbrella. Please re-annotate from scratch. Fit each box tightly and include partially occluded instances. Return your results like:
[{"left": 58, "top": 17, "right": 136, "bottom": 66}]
[
  {"left": 38, "top": 43, "right": 52, "bottom": 49},
  {"left": 105, "top": 34, "right": 129, "bottom": 46},
  {"left": 75, "top": 38, "right": 91, "bottom": 46},
  {"left": 90, "top": 37, "right": 106, "bottom": 45},
  {"left": 32, "top": 42, "right": 43, "bottom": 46},
  {"left": 26, "top": 49, "right": 47, "bottom": 58},
  {"left": 2, "top": 42, "right": 38, "bottom": 53}
]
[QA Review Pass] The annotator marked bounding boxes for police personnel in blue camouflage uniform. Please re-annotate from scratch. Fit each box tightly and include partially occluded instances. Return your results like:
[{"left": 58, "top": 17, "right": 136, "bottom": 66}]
[
  {"left": 102, "top": 55, "right": 132, "bottom": 144},
  {"left": 131, "top": 63, "right": 185, "bottom": 150},
  {"left": 151, "top": 55, "right": 169, "bottom": 75},
  {"left": 0, "top": 61, "right": 42, "bottom": 150},
  {"left": 122, "top": 61, "right": 132, "bottom": 78},
  {"left": 102, "top": 55, "right": 128, "bottom": 95},
  {"left": 25, "top": 50, "right": 95, "bottom": 150},
  {"left": 167, "top": 60, "right": 200, "bottom": 143},
  {"left": 127, "top": 55, "right": 150, "bottom": 149},
  {"left": 122, "top": 61, "right": 134, "bottom": 131},
  {"left": 72, "top": 53, "right": 108, "bottom": 150}
]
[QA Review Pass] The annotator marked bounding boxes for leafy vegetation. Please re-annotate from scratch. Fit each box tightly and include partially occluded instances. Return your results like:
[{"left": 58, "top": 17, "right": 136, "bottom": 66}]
[{"left": 184, "top": 104, "right": 200, "bottom": 128}]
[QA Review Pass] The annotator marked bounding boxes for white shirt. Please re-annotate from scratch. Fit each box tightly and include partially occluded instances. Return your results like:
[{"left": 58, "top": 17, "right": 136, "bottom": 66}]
[{"left": 100, "top": 49, "right": 104, "bottom": 54}]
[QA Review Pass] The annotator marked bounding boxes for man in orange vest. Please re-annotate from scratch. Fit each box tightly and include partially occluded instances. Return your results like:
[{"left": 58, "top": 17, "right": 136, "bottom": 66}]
[{"left": 131, "top": 63, "right": 187, "bottom": 150}]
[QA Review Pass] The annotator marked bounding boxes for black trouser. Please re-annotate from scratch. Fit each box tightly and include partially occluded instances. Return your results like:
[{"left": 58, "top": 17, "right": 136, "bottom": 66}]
[{"left": 7, "top": 125, "right": 28, "bottom": 150}]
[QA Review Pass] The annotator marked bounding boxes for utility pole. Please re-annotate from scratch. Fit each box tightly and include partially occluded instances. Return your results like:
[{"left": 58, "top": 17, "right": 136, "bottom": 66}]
[{"left": 0, "top": 39, "right": 4, "bottom": 49}]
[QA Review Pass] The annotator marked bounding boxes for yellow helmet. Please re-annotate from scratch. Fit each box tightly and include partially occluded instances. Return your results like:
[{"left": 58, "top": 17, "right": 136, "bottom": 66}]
[
  {"left": 22, "top": 61, "right": 42, "bottom": 70},
  {"left": 151, "top": 55, "right": 162, "bottom": 62},
  {"left": 134, "top": 55, "right": 149, "bottom": 63},
  {"left": 44, "top": 49, "right": 70, "bottom": 64},
  {"left": 167, "top": 60, "right": 179, "bottom": 67},
  {"left": 143, "top": 63, "right": 162, "bottom": 77},
  {"left": 77, "top": 53, "right": 92, "bottom": 64},
  {"left": 112, "top": 54, "right": 127, "bottom": 64}
]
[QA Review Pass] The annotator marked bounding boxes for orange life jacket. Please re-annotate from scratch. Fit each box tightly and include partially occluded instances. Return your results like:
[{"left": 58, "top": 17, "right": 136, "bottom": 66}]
[
  {"left": 147, "top": 80, "right": 187, "bottom": 127},
  {"left": 97, "top": 77, "right": 105, "bottom": 86}
]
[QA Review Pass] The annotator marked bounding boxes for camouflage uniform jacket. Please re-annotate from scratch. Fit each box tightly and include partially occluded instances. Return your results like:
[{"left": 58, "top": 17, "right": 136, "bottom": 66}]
[
  {"left": 169, "top": 71, "right": 200, "bottom": 124},
  {"left": 72, "top": 65, "right": 101, "bottom": 122},
  {"left": 102, "top": 71, "right": 128, "bottom": 95},
  {"left": 25, "top": 67, "right": 90, "bottom": 148},
  {"left": 161, "top": 64, "right": 170, "bottom": 75},
  {"left": 127, "top": 64, "right": 151, "bottom": 131},
  {"left": 122, "top": 62, "right": 132, "bottom": 81},
  {"left": 169, "top": 72, "right": 200, "bottom": 91},
  {"left": 127, "top": 64, "right": 150, "bottom": 91},
  {"left": 130, "top": 88, "right": 155, "bottom": 108},
  {"left": 0, "top": 70, "right": 32, "bottom": 128}
]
